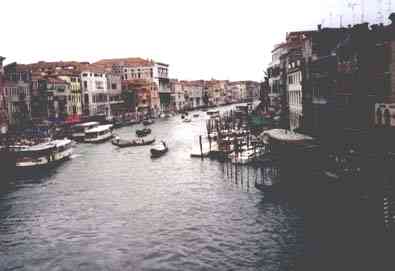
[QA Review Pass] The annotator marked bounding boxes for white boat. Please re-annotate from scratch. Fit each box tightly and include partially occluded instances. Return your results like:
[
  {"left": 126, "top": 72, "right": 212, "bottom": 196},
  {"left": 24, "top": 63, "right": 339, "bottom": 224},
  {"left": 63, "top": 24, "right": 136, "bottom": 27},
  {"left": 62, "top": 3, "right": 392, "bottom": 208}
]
[
  {"left": 71, "top": 122, "right": 99, "bottom": 141},
  {"left": 229, "top": 148, "right": 262, "bottom": 165},
  {"left": 84, "top": 124, "right": 114, "bottom": 143},
  {"left": 183, "top": 117, "right": 192, "bottom": 123},
  {"left": 12, "top": 139, "right": 73, "bottom": 168}
]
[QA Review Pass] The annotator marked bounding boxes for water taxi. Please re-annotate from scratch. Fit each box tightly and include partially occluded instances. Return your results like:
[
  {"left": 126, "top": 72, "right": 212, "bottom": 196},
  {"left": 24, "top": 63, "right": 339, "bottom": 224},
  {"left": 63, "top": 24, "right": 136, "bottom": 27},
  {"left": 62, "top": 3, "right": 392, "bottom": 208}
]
[
  {"left": 12, "top": 139, "right": 73, "bottom": 168},
  {"left": 150, "top": 141, "right": 168, "bottom": 158},
  {"left": 84, "top": 124, "right": 114, "bottom": 143},
  {"left": 71, "top": 122, "right": 99, "bottom": 141}
]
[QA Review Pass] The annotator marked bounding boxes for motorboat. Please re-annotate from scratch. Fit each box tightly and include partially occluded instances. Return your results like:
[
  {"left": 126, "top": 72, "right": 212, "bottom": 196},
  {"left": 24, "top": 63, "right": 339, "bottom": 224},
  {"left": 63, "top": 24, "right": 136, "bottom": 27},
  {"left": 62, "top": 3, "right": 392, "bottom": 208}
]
[
  {"left": 143, "top": 119, "right": 154, "bottom": 126},
  {"left": 136, "top": 128, "right": 152, "bottom": 137},
  {"left": 84, "top": 124, "right": 113, "bottom": 143},
  {"left": 183, "top": 117, "right": 192, "bottom": 123},
  {"left": 112, "top": 136, "right": 155, "bottom": 148},
  {"left": 11, "top": 138, "right": 73, "bottom": 168},
  {"left": 70, "top": 121, "right": 99, "bottom": 141},
  {"left": 150, "top": 141, "right": 168, "bottom": 158}
]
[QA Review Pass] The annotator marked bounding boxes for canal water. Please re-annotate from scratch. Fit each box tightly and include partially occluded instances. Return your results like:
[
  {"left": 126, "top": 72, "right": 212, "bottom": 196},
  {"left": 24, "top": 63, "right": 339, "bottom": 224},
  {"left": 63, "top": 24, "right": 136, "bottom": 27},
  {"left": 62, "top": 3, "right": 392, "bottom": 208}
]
[{"left": 0, "top": 106, "right": 306, "bottom": 270}]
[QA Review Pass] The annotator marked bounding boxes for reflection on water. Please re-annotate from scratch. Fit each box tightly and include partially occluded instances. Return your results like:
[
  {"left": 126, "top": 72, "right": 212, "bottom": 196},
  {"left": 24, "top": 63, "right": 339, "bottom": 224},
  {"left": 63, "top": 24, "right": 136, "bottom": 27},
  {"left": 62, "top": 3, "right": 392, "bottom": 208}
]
[{"left": 0, "top": 106, "right": 304, "bottom": 271}]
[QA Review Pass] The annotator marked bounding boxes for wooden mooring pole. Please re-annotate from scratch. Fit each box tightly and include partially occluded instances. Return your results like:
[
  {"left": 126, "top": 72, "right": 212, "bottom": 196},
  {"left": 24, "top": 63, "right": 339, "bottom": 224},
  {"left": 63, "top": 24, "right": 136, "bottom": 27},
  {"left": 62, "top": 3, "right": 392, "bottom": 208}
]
[{"left": 199, "top": 135, "right": 203, "bottom": 160}]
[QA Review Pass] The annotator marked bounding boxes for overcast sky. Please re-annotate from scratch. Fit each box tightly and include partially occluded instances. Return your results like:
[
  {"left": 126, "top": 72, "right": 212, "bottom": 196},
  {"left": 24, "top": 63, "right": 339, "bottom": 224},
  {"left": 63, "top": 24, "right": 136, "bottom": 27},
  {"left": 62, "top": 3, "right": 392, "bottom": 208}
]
[{"left": 1, "top": 0, "right": 391, "bottom": 81}]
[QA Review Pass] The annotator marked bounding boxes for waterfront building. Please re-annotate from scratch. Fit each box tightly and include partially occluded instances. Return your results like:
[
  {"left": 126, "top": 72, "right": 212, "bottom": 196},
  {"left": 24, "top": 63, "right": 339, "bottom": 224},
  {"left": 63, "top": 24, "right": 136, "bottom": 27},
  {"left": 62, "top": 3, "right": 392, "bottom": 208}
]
[
  {"left": 3, "top": 63, "right": 32, "bottom": 127},
  {"left": 374, "top": 15, "right": 395, "bottom": 128},
  {"left": 30, "top": 75, "right": 48, "bottom": 123},
  {"left": 2, "top": 80, "right": 31, "bottom": 127},
  {"left": 0, "top": 56, "right": 8, "bottom": 133},
  {"left": 106, "top": 73, "right": 124, "bottom": 117},
  {"left": 94, "top": 58, "right": 169, "bottom": 116},
  {"left": 28, "top": 61, "right": 87, "bottom": 123},
  {"left": 205, "top": 80, "right": 228, "bottom": 106},
  {"left": 287, "top": 60, "right": 303, "bottom": 131},
  {"left": 169, "top": 79, "right": 186, "bottom": 112},
  {"left": 46, "top": 77, "right": 71, "bottom": 120},
  {"left": 80, "top": 65, "right": 111, "bottom": 118},
  {"left": 181, "top": 80, "right": 204, "bottom": 109},
  {"left": 267, "top": 44, "right": 287, "bottom": 111},
  {"left": 245, "top": 81, "right": 261, "bottom": 102},
  {"left": 122, "top": 79, "right": 158, "bottom": 116},
  {"left": 228, "top": 81, "right": 243, "bottom": 103},
  {"left": 58, "top": 73, "right": 83, "bottom": 119}
]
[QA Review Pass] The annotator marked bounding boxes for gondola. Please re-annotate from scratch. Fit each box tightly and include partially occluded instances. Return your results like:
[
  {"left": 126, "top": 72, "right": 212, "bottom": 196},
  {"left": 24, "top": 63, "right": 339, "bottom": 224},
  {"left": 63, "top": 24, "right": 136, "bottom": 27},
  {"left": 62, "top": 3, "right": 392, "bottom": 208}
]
[
  {"left": 136, "top": 128, "right": 152, "bottom": 137},
  {"left": 150, "top": 141, "right": 168, "bottom": 158},
  {"left": 112, "top": 137, "right": 155, "bottom": 148}
]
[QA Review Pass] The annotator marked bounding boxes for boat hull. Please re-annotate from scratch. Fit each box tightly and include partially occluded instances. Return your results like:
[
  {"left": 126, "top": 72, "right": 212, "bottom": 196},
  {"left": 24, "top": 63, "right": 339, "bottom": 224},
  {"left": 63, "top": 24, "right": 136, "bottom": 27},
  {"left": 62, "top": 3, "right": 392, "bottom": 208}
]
[
  {"left": 112, "top": 138, "right": 155, "bottom": 148},
  {"left": 150, "top": 147, "right": 168, "bottom": 158},
  {"left": 84, "top": 133, "right": 113, "bottom": 143}
]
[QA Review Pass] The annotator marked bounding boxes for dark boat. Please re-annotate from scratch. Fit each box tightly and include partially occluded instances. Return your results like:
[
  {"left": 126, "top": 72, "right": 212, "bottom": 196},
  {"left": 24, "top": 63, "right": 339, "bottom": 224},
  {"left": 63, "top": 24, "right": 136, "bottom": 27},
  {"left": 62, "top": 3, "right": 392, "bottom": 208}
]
[
  {"left": 143, "top": 119, "right": 154, "bottom": 126},
  {"left": 150, "top": 141, "right": 168, "bottom": 158},
  {"left": 123, "top": 119, "right": 140, "bottom": 126},
  {"left": 112, "top": 137, "right": 155, "bottom": 148},
  {"left": 136, "top": 128, "right": 152, "bottom": 137}
]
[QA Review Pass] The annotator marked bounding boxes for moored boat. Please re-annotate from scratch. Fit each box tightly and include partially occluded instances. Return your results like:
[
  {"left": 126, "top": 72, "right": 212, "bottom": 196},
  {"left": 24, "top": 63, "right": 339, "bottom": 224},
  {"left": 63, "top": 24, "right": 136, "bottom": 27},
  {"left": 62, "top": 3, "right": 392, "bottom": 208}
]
[
  {"left": 11, "top": 138, "right": 73, "bottom": 169},
  {"left": 84, "top": 124, "right": 113, "bottom": 143},
  {"left": 150, "top": 141, "right": 168, "bottom": 158},
  {"left": 112, "top": 136, "right": 155, "bottom": 148}
]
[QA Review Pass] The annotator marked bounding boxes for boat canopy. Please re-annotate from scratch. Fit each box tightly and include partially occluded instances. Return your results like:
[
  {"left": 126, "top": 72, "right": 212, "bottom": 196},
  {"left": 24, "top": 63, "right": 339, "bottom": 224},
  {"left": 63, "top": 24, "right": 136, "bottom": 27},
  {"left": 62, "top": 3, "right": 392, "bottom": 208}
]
[
  {"left": 86, "top": 124, "right": 113, "bottom": 134},
  {"left": 73, "top": 122, "right": 99, "bottom": 128},
  {"left": 261, "top": 129, "right": 313, "bottom": 143}
]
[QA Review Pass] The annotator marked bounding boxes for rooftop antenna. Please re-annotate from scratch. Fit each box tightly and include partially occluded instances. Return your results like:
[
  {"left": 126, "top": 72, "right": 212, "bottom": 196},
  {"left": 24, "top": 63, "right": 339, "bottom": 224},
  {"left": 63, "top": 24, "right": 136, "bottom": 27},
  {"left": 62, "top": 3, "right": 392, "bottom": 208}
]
[{"left": 348, "top": 1, "right": 359, "bottom": 25}]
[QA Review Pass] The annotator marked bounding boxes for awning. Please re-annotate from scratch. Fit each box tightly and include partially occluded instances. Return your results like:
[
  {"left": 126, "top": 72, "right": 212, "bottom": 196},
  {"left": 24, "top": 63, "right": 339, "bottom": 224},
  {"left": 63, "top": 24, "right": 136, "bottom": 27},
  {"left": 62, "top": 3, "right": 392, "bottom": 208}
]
[{"left": 65, "top": 114, "right": 81, "bottom": 124}]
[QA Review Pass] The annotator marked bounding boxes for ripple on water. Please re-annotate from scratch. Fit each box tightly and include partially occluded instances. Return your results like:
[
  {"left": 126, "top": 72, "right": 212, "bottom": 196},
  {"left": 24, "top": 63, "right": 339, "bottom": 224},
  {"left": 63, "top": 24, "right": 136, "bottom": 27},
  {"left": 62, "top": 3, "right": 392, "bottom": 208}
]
[{"left": 0, "top": 106, "right": 304, "bottom": 271}]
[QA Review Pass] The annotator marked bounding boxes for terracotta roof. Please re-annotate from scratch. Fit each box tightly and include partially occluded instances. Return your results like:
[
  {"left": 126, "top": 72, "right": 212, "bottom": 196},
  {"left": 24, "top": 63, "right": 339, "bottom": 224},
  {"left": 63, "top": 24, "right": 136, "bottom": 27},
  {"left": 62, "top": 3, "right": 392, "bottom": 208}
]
[
  {"left": 80, "top": 64, "right": 106, "bottom": 73},
  {"left": 95, "top": 58, "right": 155, "bottom": 68},
  {"left": 46, "top": 77, "right": 68, "bottom": 84}
]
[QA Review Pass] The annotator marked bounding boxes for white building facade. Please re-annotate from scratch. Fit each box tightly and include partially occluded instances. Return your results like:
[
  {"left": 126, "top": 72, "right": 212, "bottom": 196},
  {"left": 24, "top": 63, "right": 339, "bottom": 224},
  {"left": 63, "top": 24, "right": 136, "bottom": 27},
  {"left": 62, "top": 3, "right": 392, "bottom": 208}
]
[
  {"left": 81, "top": 68, "right": 111, "bottom": 118},
  {"left": 287, "top": 63, "right": 303, "bottom": 131}
]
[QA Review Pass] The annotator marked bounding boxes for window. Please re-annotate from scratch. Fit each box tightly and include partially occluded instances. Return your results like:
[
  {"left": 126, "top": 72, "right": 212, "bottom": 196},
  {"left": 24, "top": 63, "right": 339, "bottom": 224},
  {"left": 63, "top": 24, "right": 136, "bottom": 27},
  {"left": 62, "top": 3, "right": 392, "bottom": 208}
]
[
  {"left": 111, "top": 83, "right": 117, "bottom": 90},
  {"left": 83, "top": 81, "right": 88, "bottom": 89},
  {"left": 95, "top": 81, "right": 104, "bottom": 90}
]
